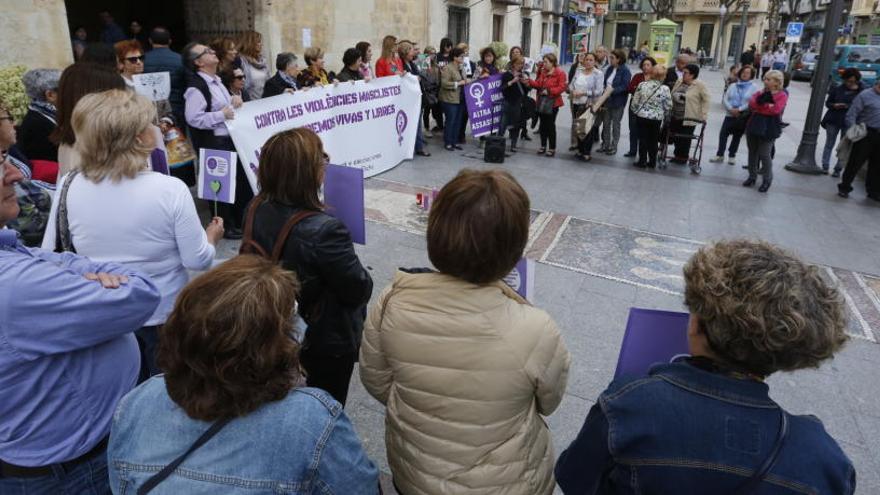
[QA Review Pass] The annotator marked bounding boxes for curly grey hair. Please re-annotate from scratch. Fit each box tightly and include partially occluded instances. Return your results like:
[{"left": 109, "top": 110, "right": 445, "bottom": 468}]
[{"left": 22, "top": 69, "right": 62, "bottom": 102}]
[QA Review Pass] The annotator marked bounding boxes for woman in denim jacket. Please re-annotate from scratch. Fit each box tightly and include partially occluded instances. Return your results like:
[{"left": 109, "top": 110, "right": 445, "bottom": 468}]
[
  {"left": 108, "top": 256, "right": 379, "bottom": 494},
  {"left": 556, "top": 240, "right": 855, "bottom": 495}
]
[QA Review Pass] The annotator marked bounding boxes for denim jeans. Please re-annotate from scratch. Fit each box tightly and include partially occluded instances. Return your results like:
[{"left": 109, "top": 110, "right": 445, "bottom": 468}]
[
  {"left": 0, "top": 454, "right": 111, "bottom": 495},
  {"left": 441, "top": 102, "right": 463, "bottom": 147},
  {"left": 822, "top": 123, "right": 842, "bottom": 171},
  {"left": 716, "top": 115, "right": 745, "bottom": 158},
  {"left": 601, "top": 105, "right": 625, "bottom": 150}
]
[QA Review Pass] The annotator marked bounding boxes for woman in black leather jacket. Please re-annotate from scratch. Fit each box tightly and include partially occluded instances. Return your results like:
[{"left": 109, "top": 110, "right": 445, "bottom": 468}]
[{"left": 243, "top": 128, "right": 372, "bottom": 406}]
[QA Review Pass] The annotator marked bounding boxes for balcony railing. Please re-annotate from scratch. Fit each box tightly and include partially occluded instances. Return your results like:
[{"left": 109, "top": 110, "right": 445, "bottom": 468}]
[
  {"left": 615, "top": 1, "right": 642, "bottom": 11},
  {"left": 522, "top": 0, "right": 542, "bottom": 10},
  {"left": 542, "top": 0, "right": 566, "bottom": 15}
]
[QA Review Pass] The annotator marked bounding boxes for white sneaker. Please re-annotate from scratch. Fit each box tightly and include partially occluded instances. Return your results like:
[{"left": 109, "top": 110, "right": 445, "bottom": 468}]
[
  {"left": 727, "top": 157, "right": 736, "bottom": 165},
  {"left": 709, "top": 155, "right": 723, "bottom": 163}
]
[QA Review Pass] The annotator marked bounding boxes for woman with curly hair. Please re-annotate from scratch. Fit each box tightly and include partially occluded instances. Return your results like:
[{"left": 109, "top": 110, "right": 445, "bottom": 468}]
[
  {"left": 556, "top": 239, "right": 855, "bottom": 494},
  {"left": 107, "top": 255, "right": 380, "bottom": 493}
]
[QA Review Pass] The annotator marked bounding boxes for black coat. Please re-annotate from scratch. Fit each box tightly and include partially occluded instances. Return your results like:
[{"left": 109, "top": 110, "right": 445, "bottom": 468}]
[
  {"left": 250, "top": 200, "right": 373, "bottom": 357},
  {"left": 262, "top": 72, "right": 297, "bottom": 98},
  {"left": 17, "top": 110, "right": 58, "bottom": 162},
  {"left": 664, "top": 68, "right": 679, "bottom": 89}
]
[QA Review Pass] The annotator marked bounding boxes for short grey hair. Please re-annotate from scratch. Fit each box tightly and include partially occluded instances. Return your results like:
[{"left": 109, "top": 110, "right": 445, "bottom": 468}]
[
  {"left": 22, "top": 69, "right": 62, "bottom": 102},
  {"left": 276, "top": 52, "right": 298, "bottom": 71}
]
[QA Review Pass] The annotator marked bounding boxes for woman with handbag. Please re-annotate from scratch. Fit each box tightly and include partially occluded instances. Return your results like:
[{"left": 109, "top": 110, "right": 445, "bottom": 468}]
[
  {"left": 710, "top": 65, "right": 759, "bottom": 166},
  {"left": 744, "top": 70, "right": 788, "bottom": 192},
  {"left": 624, "top": 56, "right": 656, "bottom": 158},
  {"left": 569, "top": 52, "right": 605, "bottom": 161},
  {"left": 439, "top": 47, "right": 472, "bottom": 151},
  {"left": 630, "top": 64, "right": 672, "bottom": 169},
  {"left": 821, "top": 68, "right": 864, "bottom": 177},
  {"left": 528, "top": 53, "right": 568, "bottom": 157},
  {"left": 669, "top": 64, "right": 711, "bottom": 164},
  {"left": 499, "top": 56, "right": 532, "bottom": 152},
  {"left": 556, "top": 240, "right": 855, "bottom": 494},
  {"left": 241, "top": 128, "right": 372, "bottom": 406}
]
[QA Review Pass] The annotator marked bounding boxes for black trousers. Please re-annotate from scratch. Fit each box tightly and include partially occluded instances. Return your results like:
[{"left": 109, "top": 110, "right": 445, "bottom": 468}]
[
  {"left": 136, "top": 325, "right": 162, "bottom": 381},
  {"left": 627, "top": 109, "right": 640, "bottom": 154},
  {"left": 637, "top": 116, "right": 661, "bottom": 167},
  {"left": 300, "top": 348, "right": 357, "bottom": 406},
  {"left": 840, "top": 128, "right": 880, "bottom": 195},
  {"left": 670, "top": 118, "right": 695, "bottom": 159},
  {"left": 539, "top": 107, "right": 560, "bottom": 150}
]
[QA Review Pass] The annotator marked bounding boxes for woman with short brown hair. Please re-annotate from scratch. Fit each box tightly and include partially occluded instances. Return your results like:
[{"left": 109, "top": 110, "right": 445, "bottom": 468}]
[
  {"left": 209, "top": 36, "right": 239, "bottom": 73},
  {"left": 107, "top": 255, "right": 380, "bottom": 493},
  {"left": 297, "top": 47, "right": 332, "bottom": 87},
  {"left": 556, "top": 240, "right": 854, "bottom": 494},
  {"left": 360, "top": 168, "right": 570, "bottom": 495},
  {"left": 242, "top": 128, "right": 372, "bottom": 406}
]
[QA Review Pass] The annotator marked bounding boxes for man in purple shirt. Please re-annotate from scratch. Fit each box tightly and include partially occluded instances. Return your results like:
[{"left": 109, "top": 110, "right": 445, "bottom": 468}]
[
  {"left": 0, "top": 153, "right": 160, "bottom": 493},
  {"left": 182, "top": 41, "right": 251, "bottom": 239}
]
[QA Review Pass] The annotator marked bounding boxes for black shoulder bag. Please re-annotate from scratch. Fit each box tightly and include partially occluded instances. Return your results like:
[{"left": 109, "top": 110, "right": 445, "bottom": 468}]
[
  {"left": 54, "top": 170, "right": 80, "bottom": 254},
  {"left": 136, "top": 418, "right": 231, "bottom": 494},
  {"left": 731, "top": 408, "right": 789, "bottom": 494}
]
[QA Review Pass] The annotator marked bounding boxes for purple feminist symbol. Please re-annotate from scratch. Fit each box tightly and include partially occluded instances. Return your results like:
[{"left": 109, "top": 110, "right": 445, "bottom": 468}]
[{"left": 395, "top": 110, "right": 408, "bottom": 145}]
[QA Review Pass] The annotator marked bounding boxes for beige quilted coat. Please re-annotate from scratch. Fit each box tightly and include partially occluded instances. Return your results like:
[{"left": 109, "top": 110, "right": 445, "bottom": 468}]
[{"left": 359, "top": 270, "right": 571, "bottom": 495}]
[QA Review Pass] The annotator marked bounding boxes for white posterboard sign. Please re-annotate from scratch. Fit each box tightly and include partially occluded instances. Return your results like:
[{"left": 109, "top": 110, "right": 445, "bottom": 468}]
[
  {"left": 303, "top": 28, "right": 312, "bottom": 48},
  {"left": 132, "top": 72, "right": 171, "bottom": 102}
]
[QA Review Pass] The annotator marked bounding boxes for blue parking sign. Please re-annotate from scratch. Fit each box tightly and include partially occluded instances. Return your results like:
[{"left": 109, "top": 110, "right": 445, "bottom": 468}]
[{"left": 786, "top": 22, "right": 804, "bottom": 43}]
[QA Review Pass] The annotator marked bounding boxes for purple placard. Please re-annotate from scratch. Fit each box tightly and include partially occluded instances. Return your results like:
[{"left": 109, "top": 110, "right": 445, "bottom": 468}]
[
  {"left": 463, "top": 74, "right": 504, "bottom": 137},
  {"left": 197, "top": 148, "right": 237, "bottom": 205},
  {"left": 324, "top": 164, "right": 365, "bottom": 245},
  {"left": 614, "top": 308, "right": 691, "bottom": 379},
  {"left": 149, "top": 148, "right": 169, "bottom": 175},
  {"left": 503, "top": 258, "right": 535, "bottom": 300}
]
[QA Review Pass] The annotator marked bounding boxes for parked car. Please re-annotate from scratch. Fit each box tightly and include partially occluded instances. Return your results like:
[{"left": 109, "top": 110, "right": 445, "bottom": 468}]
[
  {"left": 792, "top": 52, "right": 818, "bottom": 81},
  {"left": 830, "top": 45, "right": 880, "bottom": 86}
]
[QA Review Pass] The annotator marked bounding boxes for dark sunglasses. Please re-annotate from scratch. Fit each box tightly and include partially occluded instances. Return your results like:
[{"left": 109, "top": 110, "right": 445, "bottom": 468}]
[{"left": 125, "top": 55, "right": 145, "bottom": 63}]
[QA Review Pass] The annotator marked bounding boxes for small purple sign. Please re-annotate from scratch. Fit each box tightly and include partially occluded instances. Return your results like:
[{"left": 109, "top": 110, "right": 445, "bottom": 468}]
[
  {"left": 503, "top": 258, "right": 535, "bottom": 300},
  {"left": 197, "top": 148, "right": 237, "bottom": 205},
  {"left": 614, "top": 308, "right": 691, "bottom": 379},
  {"left": 149, "top": 148, "right": 169, "bottom": 175},
  {"left": 463, "top": 74, "right": 504, "bottom": 137},
  {"left": 324, "top": 164, "right": 365, "bottom": 245}
]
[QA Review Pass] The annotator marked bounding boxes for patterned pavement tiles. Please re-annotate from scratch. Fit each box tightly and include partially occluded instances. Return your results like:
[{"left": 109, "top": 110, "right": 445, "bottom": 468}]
[{"left": 365, "top": 177, "right": 879, "bottom": 342}]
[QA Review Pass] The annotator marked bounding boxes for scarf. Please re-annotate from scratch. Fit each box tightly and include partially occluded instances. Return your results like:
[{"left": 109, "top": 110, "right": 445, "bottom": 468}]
[
  {"left": 279, "top": 71, "right": 298, "bottom": 89},
  {"left": 29, "top": 101, "right": 57, "bottom": 125},
  {"left": 244, "top": 55, "right": 267, "bottom": 71}
]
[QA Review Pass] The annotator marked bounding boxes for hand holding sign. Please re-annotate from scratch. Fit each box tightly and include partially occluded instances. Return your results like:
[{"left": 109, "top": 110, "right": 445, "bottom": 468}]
[{"left": 197, "top": 149, "right": 238, "bottom": 208}]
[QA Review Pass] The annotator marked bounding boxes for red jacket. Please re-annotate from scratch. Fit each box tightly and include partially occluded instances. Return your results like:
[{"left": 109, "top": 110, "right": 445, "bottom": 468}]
[
  {"left": 529, "top": 67, "right": 568, "bottom": 108},
  {"left": 375, "top": 57, "right": 404, "bottom": 78},
  {"left": 749, "top": 89, "right": 788, "bottom": 116},
  {"left": 627, "top": 72, "right": 646, "bottom": 95}
]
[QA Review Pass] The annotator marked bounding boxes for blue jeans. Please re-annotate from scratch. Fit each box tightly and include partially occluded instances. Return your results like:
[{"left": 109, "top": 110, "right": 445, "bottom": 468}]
[
  {"left": 0, "top": 455, "right": 111, "bottom": 494},
  {"left": 822, "top": 123, "right": 842, "bottom": 171},
  {"left": 716, "top": 115, "right": 744, "bottom": 158},
  {"left": 441, "top": 102, "right": 463, "bottom": 147}
]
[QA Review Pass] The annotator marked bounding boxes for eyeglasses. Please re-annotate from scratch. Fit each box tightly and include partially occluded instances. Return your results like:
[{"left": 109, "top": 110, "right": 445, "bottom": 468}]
[
  {"left": 234, "top": 75, "right": 246, "bottom": 80},
  {"left": 125, "top": 55, "right": 145, "bottom": 64},
  {"left": 192, "top": 48, "right": 215, "bottom": 61},
  {"left": 0, "top": 115, "right": 13, "bottom": 124}
]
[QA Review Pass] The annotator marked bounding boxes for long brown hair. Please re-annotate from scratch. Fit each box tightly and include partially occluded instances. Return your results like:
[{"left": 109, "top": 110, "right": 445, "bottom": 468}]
[
  {"left": 51, "top": 62, "right": 126, "bottom": 146},
  {"left": 159, "top": 255, "right": 302, "bottom": 421},
  {"left": 380, "top": 35, "right": 397, "bottom": 61},
  {"left": 257, "top": 128, "right": 325, "bottom": 210},
  {"left": 238, "top": 30, "right": 263, "bottom": 61}
]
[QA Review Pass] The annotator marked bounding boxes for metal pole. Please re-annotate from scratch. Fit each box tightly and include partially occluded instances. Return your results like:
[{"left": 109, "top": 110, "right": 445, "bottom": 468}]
[
  {"left": 714, "top": 11, "right": 725, "bottom": 69},
  {"left": 784, "top": 0, "right": 846, "bottom": 174},
  {"left": 738, "top": 0, "right": 750, "bottom": 60}
]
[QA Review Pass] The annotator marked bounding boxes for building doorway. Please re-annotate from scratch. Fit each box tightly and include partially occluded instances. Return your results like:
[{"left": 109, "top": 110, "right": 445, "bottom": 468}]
[
  {"left": 615, "top": 23, "right": 638, "bottom": 53},
  {"left": 728, "top": 24, "right": 743, "bottom": 59},
  {"left": 697, "top": 23, "right": 714, "bottom": 55}
]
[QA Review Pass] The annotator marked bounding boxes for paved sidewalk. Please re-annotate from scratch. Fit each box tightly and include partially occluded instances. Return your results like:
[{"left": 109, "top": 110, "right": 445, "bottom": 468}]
[{"left": 215, "top": 67, "right": 880, "bottom": 493}]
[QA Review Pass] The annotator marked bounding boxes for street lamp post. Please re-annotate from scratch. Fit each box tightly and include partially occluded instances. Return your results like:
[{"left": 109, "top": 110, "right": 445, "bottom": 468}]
[
  {"left": 784, "top": 0, "right": 846, "bottom": 174},
  {"left": 715, "top": 4, "right": 728, "bottom": 69}
]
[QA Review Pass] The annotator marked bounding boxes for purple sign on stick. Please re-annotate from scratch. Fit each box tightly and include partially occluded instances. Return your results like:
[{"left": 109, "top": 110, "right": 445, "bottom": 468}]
[
  {"left": 614, "top": 308, "right": 691, "bottom": 379},
  {"left": 150, "top": 148, "right": 169, "bottom": 175},
  {"left": 324, "top": 164, "right": 365, "bottom": 245},
  {"left": 197, "top": 148, "right": 237, "bottom": 205},
  {"left": 463, "top": 74, "right": 504, "bottom": 137},
  {"left": 503, "top": 258, "right": 535, "bottom": 300}
]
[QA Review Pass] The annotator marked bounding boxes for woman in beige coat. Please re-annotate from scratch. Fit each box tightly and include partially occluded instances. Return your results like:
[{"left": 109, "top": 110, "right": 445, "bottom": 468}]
[
  {"left": 360, "top": 169, "right": 570, "bottom": 495},
  {"left": 669, "top": 63, "right": 710, "bottom": 165}
]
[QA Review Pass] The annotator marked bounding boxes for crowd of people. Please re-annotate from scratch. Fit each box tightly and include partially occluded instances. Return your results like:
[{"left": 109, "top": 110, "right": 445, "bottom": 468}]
[{"left": 0, "top": 14, "right": 868, "bottom": 494}]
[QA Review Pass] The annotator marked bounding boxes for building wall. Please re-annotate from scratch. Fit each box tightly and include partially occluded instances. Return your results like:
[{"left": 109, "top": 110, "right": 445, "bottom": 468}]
[{"left": 0, "top": 0, "right": 72, "bottom": 69}]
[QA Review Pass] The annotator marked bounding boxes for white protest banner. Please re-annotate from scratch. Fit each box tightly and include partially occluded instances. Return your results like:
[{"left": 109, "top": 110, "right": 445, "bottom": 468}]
[
  {"left": 226, "top": 75, "right": 422, "bottom": 193},
  {"left": 132, "top": 72, "right": 171, "bottom": 101}
]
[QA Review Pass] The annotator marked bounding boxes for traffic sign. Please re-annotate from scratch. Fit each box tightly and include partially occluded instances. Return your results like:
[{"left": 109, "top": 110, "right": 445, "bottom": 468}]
[{"left": 785, "top": 22, "right": 804, "bottom": 43}]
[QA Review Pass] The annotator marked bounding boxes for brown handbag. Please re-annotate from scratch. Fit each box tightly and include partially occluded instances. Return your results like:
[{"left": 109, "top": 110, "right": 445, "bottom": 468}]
[{"left": 239, "top": 195, "right": 318, "bottom": 262}]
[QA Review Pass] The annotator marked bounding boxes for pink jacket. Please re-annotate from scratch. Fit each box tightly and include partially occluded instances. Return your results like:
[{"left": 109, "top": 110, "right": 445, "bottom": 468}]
[{"left": 749, "top": 89, "right": 788, "bottom": 116}]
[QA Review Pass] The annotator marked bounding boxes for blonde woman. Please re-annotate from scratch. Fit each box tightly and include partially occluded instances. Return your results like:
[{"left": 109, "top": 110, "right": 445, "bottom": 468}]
[
  {"left": 569, "top": 52, "right": 604, "bottom": 161},
  {"left": 297, "top": 47, "right": 332, "bottom": 87},
  {"left": 42, "top": 90, "right": 223, "bottom": 378},
  {"left": 238, "top": 30, "right": 269, "bottom": 100},
  {"left": 375, "top": 35, "right": 404, "bottom": 77}
]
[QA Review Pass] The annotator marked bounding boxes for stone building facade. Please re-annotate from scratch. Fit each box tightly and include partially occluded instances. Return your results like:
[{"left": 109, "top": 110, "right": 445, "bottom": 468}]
[{"left": 0, "top": 0, "right": 572, "bottom": 73}]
